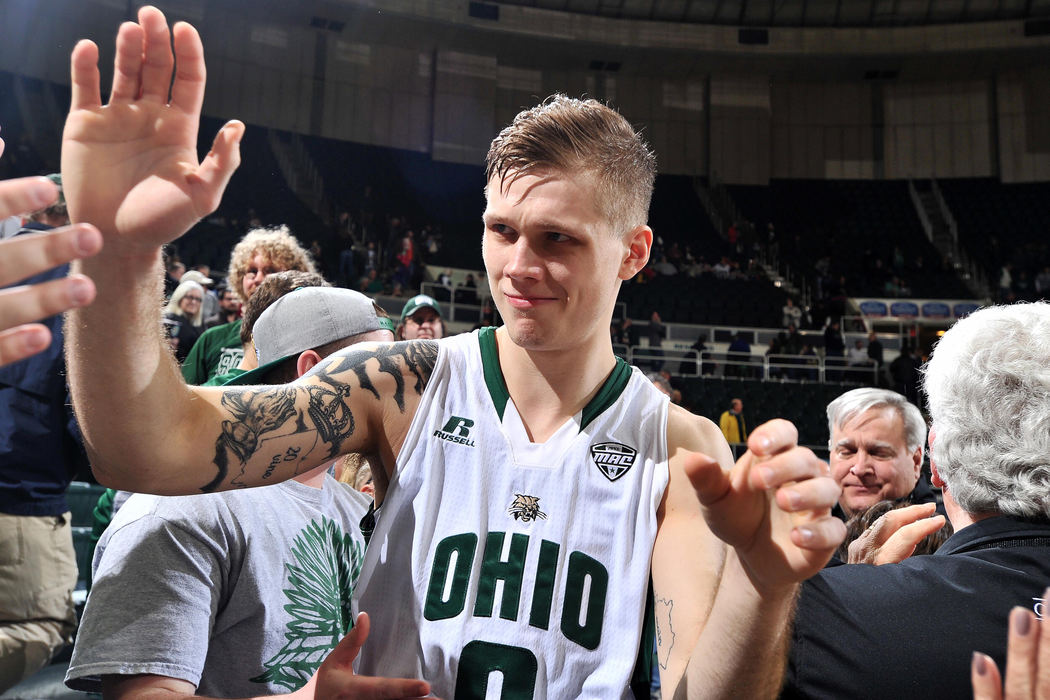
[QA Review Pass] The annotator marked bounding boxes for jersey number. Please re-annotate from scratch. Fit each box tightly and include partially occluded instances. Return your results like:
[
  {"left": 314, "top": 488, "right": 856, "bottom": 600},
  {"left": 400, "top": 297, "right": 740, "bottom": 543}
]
[{"left": 455, "top": 640, "right": 537, "bottom": 700}]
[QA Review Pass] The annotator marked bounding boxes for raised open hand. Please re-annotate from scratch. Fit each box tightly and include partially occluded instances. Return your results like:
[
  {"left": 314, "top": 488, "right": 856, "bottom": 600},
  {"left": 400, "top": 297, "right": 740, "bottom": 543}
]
[
  {"left": 686, "top": 419, "right": 845, "bottom": 593},
  {"left": 62, "top": 5, "right": 243, "bottom": 254}
]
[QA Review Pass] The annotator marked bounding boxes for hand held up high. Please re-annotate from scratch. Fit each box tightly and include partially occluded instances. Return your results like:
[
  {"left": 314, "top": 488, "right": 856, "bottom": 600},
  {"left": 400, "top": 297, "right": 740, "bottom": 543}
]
[{"left": 62, "top": 5, "right": 243, "bottom": 255}]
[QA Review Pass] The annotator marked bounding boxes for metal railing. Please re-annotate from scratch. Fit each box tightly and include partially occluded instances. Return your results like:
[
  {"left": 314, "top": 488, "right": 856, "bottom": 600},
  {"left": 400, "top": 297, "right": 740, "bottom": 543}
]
[{"left": 625, "top": 345, "right": 880, "bottom": 386}]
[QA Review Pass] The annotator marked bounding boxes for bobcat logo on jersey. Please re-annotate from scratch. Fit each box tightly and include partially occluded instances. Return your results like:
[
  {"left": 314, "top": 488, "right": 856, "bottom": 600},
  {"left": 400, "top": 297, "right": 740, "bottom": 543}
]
[
  {"left": 508, "top": 494, "right": 548, "bottom": 522},
  {"left": 590, "top": 442, "right": 638, "bottom": 482}
]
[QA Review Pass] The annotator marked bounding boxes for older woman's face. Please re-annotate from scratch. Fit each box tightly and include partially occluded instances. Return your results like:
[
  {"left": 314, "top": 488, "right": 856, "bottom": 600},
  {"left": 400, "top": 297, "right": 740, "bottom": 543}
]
[{"left": 179, "top": 290, "right": 203, "bottom": 315}]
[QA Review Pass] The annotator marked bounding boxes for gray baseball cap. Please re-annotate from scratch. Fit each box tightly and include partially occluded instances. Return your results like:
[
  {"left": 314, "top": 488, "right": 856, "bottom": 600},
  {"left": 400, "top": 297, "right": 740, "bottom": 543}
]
[{"left": 223, "top": 287, "right": 395, "bottom": 386}]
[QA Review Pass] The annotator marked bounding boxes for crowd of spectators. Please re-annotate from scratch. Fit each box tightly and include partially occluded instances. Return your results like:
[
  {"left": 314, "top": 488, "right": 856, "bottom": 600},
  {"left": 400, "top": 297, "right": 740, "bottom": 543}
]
[{"left": 3, "top": 41, "right": 1050, "bottom": 699}]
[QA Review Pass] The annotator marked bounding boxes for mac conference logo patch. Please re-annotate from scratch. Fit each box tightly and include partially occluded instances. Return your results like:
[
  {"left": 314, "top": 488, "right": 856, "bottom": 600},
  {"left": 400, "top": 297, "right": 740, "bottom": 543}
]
[{"left": 590, "top": 442, "right": 638, "bottom": 482}]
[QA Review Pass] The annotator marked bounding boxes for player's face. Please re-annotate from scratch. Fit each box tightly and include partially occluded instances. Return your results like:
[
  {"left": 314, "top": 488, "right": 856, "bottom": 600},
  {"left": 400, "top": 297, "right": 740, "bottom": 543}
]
[
  {"left": 829, "top": 407, "right": 922, "bottom": 516},
  {"left": 482, "top": 170, "right": 645, "bottom": 353}
]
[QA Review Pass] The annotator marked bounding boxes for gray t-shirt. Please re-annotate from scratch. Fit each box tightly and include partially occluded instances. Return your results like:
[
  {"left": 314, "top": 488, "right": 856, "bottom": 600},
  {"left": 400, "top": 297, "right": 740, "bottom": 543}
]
[{"left": 65, "top": 474, "right": 370, "bottom": 696}]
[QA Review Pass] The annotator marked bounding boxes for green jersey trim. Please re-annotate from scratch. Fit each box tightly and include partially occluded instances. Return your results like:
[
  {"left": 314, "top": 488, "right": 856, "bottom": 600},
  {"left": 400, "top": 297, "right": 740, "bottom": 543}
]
[
  {"left": 477, "top": 327, "right": 632, "bottom": 431},
  {"left": 580, "top": 356, "right": 631, "bottom": 431},
  {"left": 479, "top": 327, "right": 511, "bottom": 420}
]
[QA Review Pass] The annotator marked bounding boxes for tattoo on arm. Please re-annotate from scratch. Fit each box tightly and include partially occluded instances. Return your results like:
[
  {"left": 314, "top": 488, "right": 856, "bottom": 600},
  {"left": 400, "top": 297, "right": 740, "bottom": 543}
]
[
  {"left": 204, "top": 341, "right": 438, "bottom": 492},
  {"left": 325, "top": 341, "right": 437, "bottom": 412},
  {"left": 655, "top": 596, "right": 675, "bottom": 670},
  {"left": 207, "top": 387, "right": 298, "bottom": 492}
]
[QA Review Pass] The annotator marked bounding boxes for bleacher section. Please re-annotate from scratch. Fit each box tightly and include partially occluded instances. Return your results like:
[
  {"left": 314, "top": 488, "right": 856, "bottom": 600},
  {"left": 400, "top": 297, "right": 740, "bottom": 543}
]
[
  {"left": 730, "top": 179, "right": 975, "bottom": 300},
  {"left": 681, "top": 376, "right": 841, "bottom": 452},
  {"left": 619, "top": 274, "right": 788, "bottom": 327},
  {"left": 647, "top": 175, "right": 726, "bottom": 259},
  {"left": 938, "top": 178, "right": 1050, "bottom": 293},
  {"left": 300, "top": 134, "right": 486, "bottom": 270},
  {"left": 175, "top": 117, "right": 333, "bottom": 274}
]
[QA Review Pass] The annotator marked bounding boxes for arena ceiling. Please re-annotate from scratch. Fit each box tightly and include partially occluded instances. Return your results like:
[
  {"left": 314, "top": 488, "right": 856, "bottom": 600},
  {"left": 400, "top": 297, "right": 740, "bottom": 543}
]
[
  {"left": 489, "top": 0, "right": 1050, "bottom": 27},
  {"left": 180, "top": 0, "right": 1050, "bottom": 81}
]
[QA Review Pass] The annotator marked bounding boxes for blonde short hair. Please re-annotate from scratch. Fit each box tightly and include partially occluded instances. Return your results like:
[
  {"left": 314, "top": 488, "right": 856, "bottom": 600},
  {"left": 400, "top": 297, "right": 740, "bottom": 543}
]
[{"left": 485, "top": 95, "right": 656, "bottom": 235}]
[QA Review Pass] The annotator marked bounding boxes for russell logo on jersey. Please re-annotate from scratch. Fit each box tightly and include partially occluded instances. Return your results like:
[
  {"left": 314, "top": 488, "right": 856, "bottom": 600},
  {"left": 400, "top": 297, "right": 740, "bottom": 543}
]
[{"left": 433, "top": 415, "right": 476, "bottom": 447}]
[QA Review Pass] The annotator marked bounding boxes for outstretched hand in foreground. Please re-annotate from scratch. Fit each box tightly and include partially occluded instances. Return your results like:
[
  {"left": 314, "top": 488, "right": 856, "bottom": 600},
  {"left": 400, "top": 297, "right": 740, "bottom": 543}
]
[
  {"left": 0, "top": 130, "right": 102, "bottom": 366},
  {"left": 687, "top": 419, "right": 846, "bottom": 592},
  {"left": 295, "top": 612, "right": 435, "bottom": 700},
  {"left": 848, "top": 502, "right": 946, "bottom": 565}
]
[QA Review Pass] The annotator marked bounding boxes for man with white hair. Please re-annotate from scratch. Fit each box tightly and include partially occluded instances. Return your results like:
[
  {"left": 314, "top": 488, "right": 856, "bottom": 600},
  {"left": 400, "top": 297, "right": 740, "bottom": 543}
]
[
  {"left": 781, "top": 302, "right": 1050, "bottom": 699},
  {"left": 826, "top": 387, "right": 936, "bottom": 520}
]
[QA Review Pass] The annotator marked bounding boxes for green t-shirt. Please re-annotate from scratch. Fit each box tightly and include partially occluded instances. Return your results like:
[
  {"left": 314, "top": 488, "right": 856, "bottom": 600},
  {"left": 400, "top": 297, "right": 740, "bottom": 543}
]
[
  {"left": 182, "top": 320, "right": 244, "bottom": 385},
  {"left": 205, "top": 368, "right": 248, "bottom": 387}
]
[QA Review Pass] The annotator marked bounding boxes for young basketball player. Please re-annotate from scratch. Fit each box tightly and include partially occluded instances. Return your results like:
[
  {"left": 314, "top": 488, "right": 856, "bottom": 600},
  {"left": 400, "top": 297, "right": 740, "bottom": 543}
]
[{"left": 63, "top": 8, "right": 844, "bottom": 697}]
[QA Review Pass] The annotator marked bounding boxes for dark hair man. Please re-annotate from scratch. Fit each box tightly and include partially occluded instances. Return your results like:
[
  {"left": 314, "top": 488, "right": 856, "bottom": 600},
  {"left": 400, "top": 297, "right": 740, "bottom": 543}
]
[{"left": 63, "top": 8, "right": 842, "bottom": 698}]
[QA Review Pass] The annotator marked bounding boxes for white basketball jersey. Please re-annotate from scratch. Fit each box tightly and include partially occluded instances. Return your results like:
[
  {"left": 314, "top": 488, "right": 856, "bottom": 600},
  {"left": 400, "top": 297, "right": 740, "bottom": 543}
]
[{"left": 356, "top": 328, "right": 670, "bottom": 699}]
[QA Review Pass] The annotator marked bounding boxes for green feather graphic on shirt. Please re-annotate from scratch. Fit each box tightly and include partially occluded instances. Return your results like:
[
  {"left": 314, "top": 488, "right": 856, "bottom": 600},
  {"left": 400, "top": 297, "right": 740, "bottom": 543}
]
[{"left": 250, "top": 516, "right": 363, "bottom": 691}]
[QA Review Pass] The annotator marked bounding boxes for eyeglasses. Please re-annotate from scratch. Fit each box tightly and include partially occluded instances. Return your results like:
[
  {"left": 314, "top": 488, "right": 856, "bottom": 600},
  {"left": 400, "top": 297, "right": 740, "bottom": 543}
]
[
  {"left": 244, "top": 266, "right": 279, "bottom": 278},
  {"left": 183, "top": 296, "right": 203, "bottom": 302}
]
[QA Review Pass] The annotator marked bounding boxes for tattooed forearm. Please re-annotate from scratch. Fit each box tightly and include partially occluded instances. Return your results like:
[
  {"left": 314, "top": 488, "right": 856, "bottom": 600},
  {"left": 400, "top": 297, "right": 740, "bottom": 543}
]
[
  {"left": 206, "top": 340, "right": 439, "bottom": 492},
  {"left": 305, "top": 381, "right": 354, "bottom": 459},
  {"left": 205, "top": 387, "right": 298, "bottom": 492}
]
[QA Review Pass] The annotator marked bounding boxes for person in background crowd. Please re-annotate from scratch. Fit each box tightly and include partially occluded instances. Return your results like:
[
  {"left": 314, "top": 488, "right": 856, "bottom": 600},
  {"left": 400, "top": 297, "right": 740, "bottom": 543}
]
[
  {"left": 396, "top": 294, "right": 444, "bottom": 341},
  {"left": 163, "top": 259, "right": 184, "bottom": 298},
  {"left": 181, "top": 226, "right": 315, "bottom": 384},
  {"left": 206, "top": 286, "right": 241, "bottom": 328},
  {"left": 866, "top": 331, "right": 884, "bottom": 383},
  {"left": 719, "top": 398, "right": 747, "bottom": 445},
  {"left": 782, "top": 297, "right": 802, "bottom": 328},
  {"left": 162, "top": 279, "right": 205, "bottom": 363},
  {"left": 825, "top": 387, "right": 936, "bottom": 520},
  {"left": 182, "top": 268, "right": 217, "bottom": 320}
]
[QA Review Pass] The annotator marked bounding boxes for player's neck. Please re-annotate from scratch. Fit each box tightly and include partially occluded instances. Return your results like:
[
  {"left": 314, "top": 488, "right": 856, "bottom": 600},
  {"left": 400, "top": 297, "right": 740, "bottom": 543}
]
[{"left": 495, "top": 327, "right": 617, "bottom": 443}]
